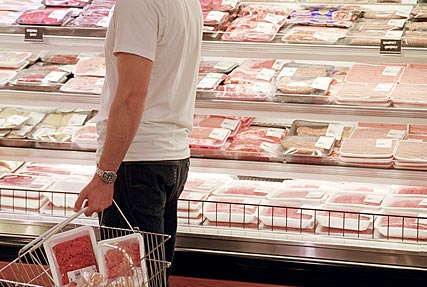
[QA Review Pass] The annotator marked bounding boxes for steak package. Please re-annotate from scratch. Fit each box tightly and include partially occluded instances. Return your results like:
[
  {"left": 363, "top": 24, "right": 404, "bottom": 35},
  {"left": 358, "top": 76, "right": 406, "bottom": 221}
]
[{"left": 43, "top": 226, "right": 98, "bottom": 286}]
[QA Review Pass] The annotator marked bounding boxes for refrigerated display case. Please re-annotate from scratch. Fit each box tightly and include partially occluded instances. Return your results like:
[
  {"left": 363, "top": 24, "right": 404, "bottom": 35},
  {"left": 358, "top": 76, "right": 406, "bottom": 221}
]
[{"left": 0, "top": 1, "right": 427, "bottom": 286}]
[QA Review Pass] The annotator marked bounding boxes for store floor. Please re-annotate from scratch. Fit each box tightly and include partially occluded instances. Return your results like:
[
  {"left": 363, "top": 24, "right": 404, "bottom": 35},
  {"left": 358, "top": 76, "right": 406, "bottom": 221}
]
[{"left": 169, "top": 276, "right": 297, "bottom": 287}]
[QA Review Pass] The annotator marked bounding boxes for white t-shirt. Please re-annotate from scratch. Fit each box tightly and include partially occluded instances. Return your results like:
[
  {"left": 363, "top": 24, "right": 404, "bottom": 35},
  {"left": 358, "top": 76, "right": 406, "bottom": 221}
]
[{"left": 96, "top": 0, "right": 203, "bottom": 161}]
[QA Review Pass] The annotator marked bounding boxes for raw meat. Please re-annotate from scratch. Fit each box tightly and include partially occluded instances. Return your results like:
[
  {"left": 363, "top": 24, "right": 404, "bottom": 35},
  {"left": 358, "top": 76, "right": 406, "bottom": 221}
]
[
  {"left": 345, "top": 31, "right": 386, "bottom": 46},
  {"left": 402, "top": 31, "right": 427, "bottom": 47},
  {"left": 0, "top": 174, "right": 52, "bottom": 190},
  {"left": 199, "top": 0, "right": 239, "bottom": 12},
  {"left": 329, "top": 192, "right": 384, "bottom": 207},
  {"left": 267, "top": 189, "right": 328, "bottom": 202},
  {"left": 386, "top": 197, "right": 427, "bottom": 209},
  {"left": 238, "top": 59, "right": 279, "bottom": 71},
  {"left": 404, "top": 21, "right": 427, "bottom": 31},
  {"left": 43, "top": 53, "right": 79, "bottom": 65},
  {"left": 234, "top": 126, "right": 286, "bottom": 143},
  {"left": 377, "top": 216, "right": 427, "bottom": 240},
  {"left": 222, "top": 19, "right": 281, "bottom": 42},
  {"left": 198, "top": 60, "right": 238, "bottom": 74},
  {"left": 345, "top": 64, "right": 404, "bottom": 84},
  {"left": 61, "top": 77, "right": 104, "bottom": 94},
  {"left": 395, "top": 186, "right": 427, "bottom": 196},
  {"left": 411, "top": 6, "right": 427, "bottom": 19},
  {"left": 188, "top": 127, "right": 230, "bottom": 148},
  {"left": 212, "top": 184, "right": 273, "bottom": 198},
  {"left": 82, "top": 4, "right": 113, "bottom": 16},
  {"left": 281, "top": 25, "right": 348, "bottom": 44},
  {"left": 239, "top": 3, "right": 289, "bottom": 20},
  {"left": 73, "top": 57, "right": 106, "bottom": 77},
  {"left": 104, "top": 241, "right": 140, "bottom": 278},
  {"left": 279, "top": 63, "right": 334, "bottom": 78},
  {"left": 178, "top": 190, "right": 208, "bottom": 210},
  {"left": 352, "top": 20, "right": 403, "bottom": 31},
  {"left": 399, "top": 68, "right": 427, "bottom": 85},
  {"left": 277, "top": 77, "right": 333, "bottom": 95},
  {"left": 391, "top": 84, "right": 427, "bottom": 107},
  {"left": 340, "top": 138, "right": 396, "bottom": 158},
  {"left": 281, "top": 136, "right": 330, "bottom": 156},
  {"left": 394, "top": 141, "right": 427, "bottom": 162},
  {"left": 197, "top": 115, "right": 241, "bottom": 134},
  {"left": 349, "top": 127, "right": 404, "bottom": 139},
  {"left": 335, "top": 83, "right": 393, "bottom": 106},
  {"left": 363, "top": 10, "right": 405, "bottom": 20},
  {"left": 205, "top": 199, "right": 258, "bottom": 214},
  {"left": 259, "top": 206, "right": 315, "bottom": 229},
  {"left": 44, "top": 0, "right": 89, "bottom": 8},
  {"left": 17, "top": 9, "right": 73, "bottom": 25},
  {"left": 0, "top": 51, "right": 32, "bottom": 69},
  {"left": 214, "top": 83, "right": 271, "bottom": 101},
  {"left": 202, "top": 10, "right": 230, "bottom": 26},
  {"left": 295, "top": 126, "right": 328, "bottom": 137}
]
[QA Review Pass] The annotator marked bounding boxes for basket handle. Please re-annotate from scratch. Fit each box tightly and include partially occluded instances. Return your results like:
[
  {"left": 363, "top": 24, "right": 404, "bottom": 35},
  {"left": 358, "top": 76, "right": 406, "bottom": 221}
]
[{"left": 99, "top": 200, "right": 135, "bottom": 231}]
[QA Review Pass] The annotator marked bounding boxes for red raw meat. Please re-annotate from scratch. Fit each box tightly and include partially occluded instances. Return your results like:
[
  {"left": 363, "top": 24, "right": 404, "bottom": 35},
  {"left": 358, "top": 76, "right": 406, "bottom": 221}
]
[
  {"left": 235, "top": 126, "right": 286, "bottom": 143},
  {"left": 332, "top": 194, "right": 382, "bottom": 206},
  {"left": 227, "top": 138, "right": 269, "bottom": 153},
  {"left": 319, "top": 211, "right": 372, "bottom": 221},
  {"left": 379, "top": 216, "right": 427, "bottom": 230},
  {"left": 188, "top": 127, "right": 230, "bottom": 148},
  {"left": 45, "top": 0, "right": 88, "bottom": 7},
  {"left": 24, "top": 165, "right": 72, "bottom": 175},
  {"left": 222, "top": 19, "right": 280, "bottom": 42},
  {"left": 206, "top": 200, "right": 257, "bottom": 214},
  {"left": 396, "top": 186, "right": 427, "bottom": 196},
  {"left": 18, "top": 9, "right": 72, "bottom": 25},
  {"left": 345, "top": 64, "right": 404, "bottom": 84},
  {"left": 52, "top": 235, "right": 97, "bottom": 285},
  {"left": 45, "top": 54, "right": 79, "bottom": 65},
  {"left": 216, "top": 186, "right": 270, "bottom": 197},
  {"left": 262, "top": 206, "right": 313, "bottom": 219},
  {"left": 105, "top": 241, "right": 140, "bottom": 279},
  {"left": 394, "top": 141, "right": 427, "bottom": 161},
  {"left": 399, "top": 67, "right": 427, "bottom": 85},
  {"left": 387, "top": 198, "right": 427, "bottom": 209}
]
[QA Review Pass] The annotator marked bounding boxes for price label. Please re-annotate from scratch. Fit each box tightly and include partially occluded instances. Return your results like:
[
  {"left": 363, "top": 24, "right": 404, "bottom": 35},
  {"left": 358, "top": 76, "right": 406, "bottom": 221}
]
[
  {"left": 419, "top": 199, "right": 427, "bottom": 207},
  {"left": 221, "top": 118, "right": 239, "bottom": 130},
  {"left": 388, "top": 19, "right": 406, "bottom": 28},
  {"left": 272, "top": 60, "right": 287, "bottom": 70},
  {"left": 396, "top": 10, "right": 411, "bottom": 18},
  {"left": 48, "top": 9, "right": 69, "bottom": 20},
  {"left": 214, "top": 62, "right": 236, "bottom": 72},
  {"left": 68, "top": 266, "right": 97, "bottom": 283},
  {"left": 385, "top": 30, "right": 403, "bottom": 40},
  {"left": 198, "top": 183, "right": 218, "bottom": 190},
  {"left": 313, "top": 32, "right": 339, "bottom": 43},
  {"left": 96, "top": 16, "right": 111, "bottom": 28},
  {"left": 208, "top": 128, "right": 229, "bottom": 141},
  {"left": 387, "top": 129, "right": 406, "bottom": 139},
  {"left": 264, "top": 13, "right": 286, "bottom": 25},
  {"left": 256, "top": 68, "right": 276, "bottom": 81},
  {"left": 11, "top": 125, "right": 33, "bottom": 137},
  {"left": 44, "top": 71, "right": 67, "bottom": 83},
  {"left": 306, "top": 191, "right": 325, "bottom": 199},
  {"left": 27, "top": 112, "right": 45, "bottom": 125},
  {"left": 254, "top": 22, "right": 274, "bottom": 34},
  {"left": 311, "top": 77, "right": 332, "bottom": 91},
  {"left": 374, "top": 83, "right": 394, "bottom": 92},
  {"left": 68, "top": 114, "right": 87, "bottom": 126},
  {"left": 376, "top": 139, "right": 393, "bottom": 148},
  {"left": 364, "top": 194, "right": 384, "bottom": 204},
  {"left": 402, "top": 0, "right": 417, "bottom": 4},
  {"left": 96, "top": 78, "right": 105, "bottom": 86},
  {"left": 24, "top": 27, "right": 43, "bottom": 42},
  {"left": 315, "top": 136, "right": 335, "bottom": 149},
  {"left": 221, "top": 0, "right": 238, "bottom": 8},
  {"left": 418, "top": 214, "right": 427, "bottom": 225},
  {"left": 197, "top": 76, "right": 219, "bottom": 90},
  {"left": 206, "top": 11, "right": 226, "bottom": 22},
  {"left": 326, "top": 123, "right": 344, "bottom": 140},
  {"left": 278, "top": 67, "right": 298, "bottom": 78},
  {"left": 296, "top": 208, "right": 315, "bottom": 216},
  {"left": 185, "top": 192, "right": 203, "bottom": 200},
  {"left": 5, "top": 115, "right": 29, "bottom": 127},
  {"left": 206, "top": 72, "right": 225, "bottom": 79},
  {"left": 252, "top": 82, "right": 270, "bottom": 93},
  {"left": 260, "top": 142, "right": 276, "bottom": 153},
  {"left": 382, "top": 66, "right": 401, "bottom": 77},
  {"left": 266, "top": 128, "right": 284, "bottom": 138}
]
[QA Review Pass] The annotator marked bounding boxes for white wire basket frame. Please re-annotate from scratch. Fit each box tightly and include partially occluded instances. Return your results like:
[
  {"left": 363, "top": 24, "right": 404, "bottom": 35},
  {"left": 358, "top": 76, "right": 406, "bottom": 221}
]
[{"left": 0, "top": 202, "right": 171, "bottom": 287}]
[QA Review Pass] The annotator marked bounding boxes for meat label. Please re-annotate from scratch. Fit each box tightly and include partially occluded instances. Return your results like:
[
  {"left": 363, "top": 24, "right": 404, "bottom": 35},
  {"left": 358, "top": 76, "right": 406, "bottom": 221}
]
[
  {"left": 96, "top": 16, "right": 111, "bottom": 28},
  {"left": 296, "top": 208, "right": 315, "bottom": 217},
  {"left": 197, "top": 76, "right": 220, "bottom": 90},
  {"left": 254, "top": 22, "right": 274, "bottom": 34},
  {"left": 419, "top": 199, "right": 427, "bottom": 207},
  {"left": 385, "top": 30, "right": 403, "bottom": 40},
  {"left": 221, "top": 0, "right": 238, "bottom": 8},
  {"left": 418, "top": 214, "right": 427, "bottom": 225},
  {"left": 363, "top": 194, "right": 384, "bottom": 204},
  {"left": 214, "top": 62, "right": 236, "bottom": 72},
  {"left": 306, "top": 191, "right": 325, "bottom": 199},
  {"left": 315, "top": 136, "right": 335, "bottom": 149},
  {"left": 374, "top": 83, "right": 394, "bottom": 92},
  {"left": 95, "top": 78, "right": 105, "bottom": 87},
  {"left": 208, "top": 128, "right": 229, "bottom": 141},
  {"left": 326, "top": 123, "right": 344, "bottom": 140},
  {"left": 48, "top": 9, "right": 70, "bottom": 21},
  {"left": 221, "top": 118, "right": 239, "bottom": 130},
  {"left": 382, "top": 66, "right": 401, "bottom": 77},
  {"left": 264, "top": 13, "right": 286, "bottom": 25},
  {"left": 396, "top": 9, "right": 411, "bottom": 18},
  {"left": 402, "top": 0, "right": 417, "bottom": 4},
  {"left": 376, "top": 139, "right": 393, "bottom": 148},
  {"left": 252, "top": 82, "right": 271, "bottom": 93},
  {"left": 206, "top": 11, "right": 226, "bottom": 22},
  {"left": 266, "top": 128, "right": 284, "bottom": 138},
  {"left": 260, "top": 142, "right": 277, "bottom": 154},
  {"left": 272, "top": 60, "right": 287, "bottom": 71},
  {"left": 278, "top": 67, "right": 298, "bottom": 78},
  {"left": 44, "top": 71, "right": 67, "bottom": 83},
  {"left": 256, "top": 68, "right": 276, "bottom": 81},
  {"left": 67, "top": 114, "right": 87, "bottom": 126},
  {"left": 67, "top": 265, "right": 97, "bottom": 283},
  {"left": 198, "top": 182, "right": 218, "bottom": 190},
  {"left": 387, "top": 129, "right": 406, "bottom": 139},
  {"left": 311, "top": 77, "right": 332, "bottom": 91},
  {"left": 388, "top": 19, "right": 406, "bottom": 28}
]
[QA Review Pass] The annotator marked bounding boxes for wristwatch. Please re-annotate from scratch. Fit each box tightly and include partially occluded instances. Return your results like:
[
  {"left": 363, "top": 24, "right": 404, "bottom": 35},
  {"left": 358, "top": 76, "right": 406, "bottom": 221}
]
[{"left": 96, "top": 166, "right": 117, "bottom": 184}]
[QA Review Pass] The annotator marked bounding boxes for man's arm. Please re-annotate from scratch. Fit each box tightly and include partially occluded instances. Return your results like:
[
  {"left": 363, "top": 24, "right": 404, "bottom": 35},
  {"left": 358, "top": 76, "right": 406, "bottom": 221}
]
[{"left": 74, "top": 53, "right": 153, "bottom": 216}]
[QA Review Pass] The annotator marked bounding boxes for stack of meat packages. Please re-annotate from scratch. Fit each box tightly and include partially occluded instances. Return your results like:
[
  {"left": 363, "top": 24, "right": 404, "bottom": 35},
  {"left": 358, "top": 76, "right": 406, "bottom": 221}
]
[
  {"left": 199, "top": 0, "right": 239, "bottom": 40},
  {"left": 282, "top": 5, "right": 360, "bottom": 45},
  {"left": 393, "top": 124, "right": 427, "bottom": 171},
  {"left": 403, "top": 4, "right": 427, "bottom": 47},
  {"left": 0, "top": 0, "right": 43, "bottom": 25},
  {"left": 338, "top": 123, "right": 407, "bottom": 168},
  {"left": 221, "top": 2, "right": 289, "bottom": 42}
]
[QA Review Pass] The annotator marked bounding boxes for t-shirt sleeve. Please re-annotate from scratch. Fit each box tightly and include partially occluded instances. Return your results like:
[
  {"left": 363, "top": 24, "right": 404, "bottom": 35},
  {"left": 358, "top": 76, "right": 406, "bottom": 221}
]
[{"left": 112, "top": 0, "right": 158, "bottom": 61}]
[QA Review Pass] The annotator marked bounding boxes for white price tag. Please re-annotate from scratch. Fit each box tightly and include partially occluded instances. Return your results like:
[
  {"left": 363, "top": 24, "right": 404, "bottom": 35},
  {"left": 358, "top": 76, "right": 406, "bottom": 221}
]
[
  {"left": 221, "top": 118, "right": 239, "bottom": 130},
  {"left": 27, "top": 112, "right": 45, "bottom": 125},
  {"left": 96, "top": 16, "right": 111, "bottom": 28},
  {"left": 185, "top": 192, "right": 204, "bottom": 200},
  {"left": 402, "top": 0, "right": 417, "bottom": 4},
  {"left": 208, "top": 128, "right": 229, "bottom": 141},
  {"left": 266, "top": 128, "right": 284, "bottom": 138},
  {"left": 382, "top": 66, "right": 402, "bottom": 77},
  {"left": 221, "top": 0, "right": 238, "bottom": 8},
  {"left": 5, "top": 115, "right": 28, "bottom": 127},
  {"left": 388, "top": 19, "right": 406, "bottom": 28},
  {"left": 264, "top": 13, "right": 286, "bottom": 25},
  {"left": 206, "top": 72, "right": 225, "bottom": 79},
  {"left": 387, "top": 129, "right": 406, "bottom": 139},
  {"left": 396, "top": 10, "right": 411, "bottom": 18},
  {"left": 68, "top": 266, "right": 97, "bottom": 283},
  {"left": 326, "top": 123, "right": 344, "bottom": 140},
  {"left": 272, "top": 60, "right": 287, "bottom": 70},
  {"left": 260, "top": 142, "right": 276, "bottom": 153},
  {"left": 419, "top": 217, "right": 427, "bottom": 225},
  {"left": 315, "top": 136, "right": 335, "bottom": 149},
  {"left": 313, "top": 32, "right": 339, "bottom": 43},
  {"left": 278, "top": 67, "right": 298, "bottom": 78},
  {"left": 385, "top": 30, "right": 403, "bottom": 39},
  {"left": 206, "top": 11, "right": 226, "bottom": 22},
  {"left": 296, "top": 208, "right": 315, "bottom": 217},
  {"left": 376, "top": 139, "right": 393, "bottom": 148},
  {"left": 214, "top": 62, "right": 236, "bottom": 72},
  {"left": 311, "top": 77, "right": 332, "bottom": 91},
  {"left": 254, "top": 187, "right": 270, "bottom": 193},
  {"left": 198, "top": 183, "right": 218, "bottom": 190},
  {"left": 419, "top": 199, "right": 427, "bottom": 207},
  {"left": 59, "top": 65, "right": 75, "bottom": 73},
  {"left": 11, "top": 125, "right": 33, "bottom": 137},
  {"left": 67, "top": 114, "right": 87, "bottom": 126},
  {"left": 95, "top": 78, "right": 105, "bottom": 86},
  {"left": 48, "top": 9, "right": 69, "bottom": 20},
  {"left": 256, "top": 68, "right": 276, "bottom": 81},
  {"left": 197, "top": 76, "right": 219, "bottom": 90},
  {"left": 252, "top": 82, "right": 270, "bottom": 93},
  {"left": 306, "top": 191, "right": 325, "bottom": 199},
  {"left": 31, "top": 176, "right": 52, "bottom": 186},
  {"left": 254, "top": 22, "right": 274, "bottom": 34},
  {"left": 44, "top": 71, "right": 67, "bottom": 83},
  {"left": 364, "top": 194, "right": 384, "bottom": 204},
  {"left": 60, "top": 126, "right": 79, "bottom": 135},
  {"left": 374, "top": 83, "right": 394, "bottom": 93}
]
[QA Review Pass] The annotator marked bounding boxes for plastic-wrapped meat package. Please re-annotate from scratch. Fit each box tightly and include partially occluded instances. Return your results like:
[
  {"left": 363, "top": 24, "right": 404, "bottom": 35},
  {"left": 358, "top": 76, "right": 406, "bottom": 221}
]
[
  {"left": 326, "top": 191, "right": 385, "bottom": 210},
  {"left": 281, "top": 25, "right": 348, "bottom": 44},
  {"left": 393, "top": 185, "right": 427, "bottom": 196},
  {"left": 238, "top": 58, "right": 284, "bottom": 71},
  {"left": 317, "top": 208, "right": 374, "bottom": 231},
  {"left": 345, "top": 30, "right": 387, "bottom": 46},
  {"left": 288, "top": 7, "right": 359, "bottom": 28},
  {"left": 405, "top": 21, "right": 427, "bottom": 32},
  {"left": 82, "top": 4, "right": 113, "bottom": 16},
  {"left": 259, "top": 205, "right": 315, "bottom": 229},
  {"left": 204, "top": 196, "right": 261, "bottom": 224},
  {"left": 278, "top": 62, "right": 334, "bottom": 79},
  {"left": 196, "top": 115, "right": 242, "bottom": 137},
  {"left": 44, "top": 0, "right": 89, "bottom": 8},
  {"left": 348, "top": 126, "right": 406, "bottom": 139},
  {"left": 0, "top": 71, "right": 16, "bottom": 87},
  {"left": 211, "top": 180, "right": 278, "bottom": 198},
  {"left": 0, "top": 51, "right": 32, "bottom": 69},
  {"left": 214, "top": 82, "right": 273, "bottom": 101},
  {"left": 71, "top": 124, "right": 98, "bottom": 150},
  {"left": 0, "top": 174, "right": 53, "bottom": 191},
  {"left": 178, "top": 190, "right": 209, "bottom": 212},
  {"left": 0, "top": 0, "right": 43, "bottom": 12},
  {"left": 199, "top": 60, "right": 238, "bottom": 74},
  {"left": 399, "top": 67, "right": 427, "bottom": 85},
  {"left": 391, "top": 84, "right": 427, "bottom": 108},
  {"left": 222, "top": 18, "right": 281, "bottom": 42},
  {"left": 41, "top": 52, "right": 79, "bottom": 65},
  {"left": 9, "top": 69, "right": 69, "bottom": 92},
  {"left": 61, "top": 77, "right": 104, "bottom": 94},
  {"left": 276, "top": 76, "right": 334, "bottom": 95},
  {"left": 239, "top": 3, "right": 289, "bottom": 20},
  {"left": 339, "top": 182, "right": 391, "bottom": 193},
  {"left": 202, "top": 10, "right": 230, "bottom": 26},
  {"left": 70, "top": 14, "right": 106, "bottom": 27},
  {"left": 234, "top": 126, "right": 287, "bottom": 143},
  {"left": 196, "top": 73, "right": 225, "bottom": 94},
  {"left": 73, "top": 56, "right": 105, "bottom": 77},
  {"left": 201, "top": 0, "right": 239, "bottom": 12},
  {"left": 394, "top": 140, "right": 427, "bottom": 163},
  {"left": 281, "top": 136, "right": 334, "bottom": 157},
  {"left": 382, "top": 196, "right": 427, "bottom": 215},
  {"left": 225, "top": 138, "right": 284, "bottom": 161},
  {"left": 411, "top": 5, "right": 427, "bottom": 19},
  {"left": 0, "top": 11, "right": 22, "bottom": 25},
  {"left": 345, "top": 64, "right": 404, "bottom": 84},
  {"left": 184, "top": 172, "right": 233, "bottom": 193},
  {"left": 402, "top": 31, "right": 427, "bottom": 48},
  {"left": 40, "top": 111, "right": 90, "bottom": 127},
  {"left": 376, "top": 215, "right": 427, "bottom": 240},
  {"left": 340, "top": 138, "right": 397, "bottom": 158},
  {"left": 44, "top": 226, "right": 98, "bottom": 286},
  {"left": 16, "top": 8, "right": 73, "bottom": 25},
  {"left": 188, "top": 127, "right": 230, "bottom": 149},
  {"left": 363, "top": 9, "right": 408, "bottom": 20},
  {"left": 281, "top": 179, "right": 337, "bottom": 190},
  {"left": 334, "top": 83, "right": 394, "bottom": 106},
  {"left": 352, "top": 19, "right": 405, "bottom": 31},
  {"left": 267, "top": 186, "right": 329, "bottom": 204}
]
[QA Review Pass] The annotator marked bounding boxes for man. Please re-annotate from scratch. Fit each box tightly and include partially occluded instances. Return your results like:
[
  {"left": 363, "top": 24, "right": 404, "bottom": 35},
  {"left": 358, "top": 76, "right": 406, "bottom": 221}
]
[{"left": 74, "top": 0, "right": 203, "bottom": 283}]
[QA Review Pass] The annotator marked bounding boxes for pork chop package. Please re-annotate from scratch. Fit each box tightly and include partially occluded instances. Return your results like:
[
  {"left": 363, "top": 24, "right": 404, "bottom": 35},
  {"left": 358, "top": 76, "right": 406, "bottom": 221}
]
[
  {"left": 43, "top": 226, "right": 98, "bottom": 286},
  {"left": 97, "top": 233, "right": 147, "bottom": 285},
  {"left": 16, "top": 8, "right": 73, "bottom": 26}
]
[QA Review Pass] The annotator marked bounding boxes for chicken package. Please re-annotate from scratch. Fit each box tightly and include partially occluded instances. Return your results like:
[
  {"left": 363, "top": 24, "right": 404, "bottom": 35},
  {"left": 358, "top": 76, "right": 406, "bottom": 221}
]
[
  {"left": 391, "top": 84, "right": 427, "bottom": 108},
  {"left": 345, "top": 63, "right": 404, "bottom": 84},
  {"left": 326, "top": 191, "right": 385, "bottom": 210},
  {"left": 73, "top": 56, "right": 106, "bottom": 77},
  {"left": 16, "top": 8, "right": 73, "bottom": 25},
  {"left": 60, "top": 77, "right": 104, "bottom": 94},
  {"left": 204, "top": 196, "right": 261, "bottom": 224},
  {"left": 259, "top": 204, "right": 316, "bottom": 229},
  {"left": 281, "top": 25, "right": 348, "bottom": 44},
  {"left": 334, "top": 83, "right": 394, "bottom": 106}
]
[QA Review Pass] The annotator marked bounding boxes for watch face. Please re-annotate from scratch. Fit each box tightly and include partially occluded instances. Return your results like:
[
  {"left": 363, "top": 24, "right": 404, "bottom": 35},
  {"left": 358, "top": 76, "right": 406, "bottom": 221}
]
[{"left": 103, "top": 171, "right": 117, "bottom": 184}]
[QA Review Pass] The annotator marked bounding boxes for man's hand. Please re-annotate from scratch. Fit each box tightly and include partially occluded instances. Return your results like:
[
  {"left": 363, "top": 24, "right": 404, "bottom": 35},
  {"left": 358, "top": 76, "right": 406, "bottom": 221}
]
[{"left": 74, "top": 176, "right": 114, "bottom": 217}]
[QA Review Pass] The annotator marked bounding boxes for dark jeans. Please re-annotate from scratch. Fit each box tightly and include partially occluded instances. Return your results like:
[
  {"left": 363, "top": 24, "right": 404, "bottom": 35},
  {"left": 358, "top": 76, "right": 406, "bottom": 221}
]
[{"left": 99, "top": 158, "right": 190, "bottom": 285}]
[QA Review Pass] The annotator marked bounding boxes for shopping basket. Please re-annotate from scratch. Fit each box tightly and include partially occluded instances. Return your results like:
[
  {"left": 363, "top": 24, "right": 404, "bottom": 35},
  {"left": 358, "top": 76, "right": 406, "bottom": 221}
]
[{"left": 0, "top": 201, "right": 171, "bottom": 287}]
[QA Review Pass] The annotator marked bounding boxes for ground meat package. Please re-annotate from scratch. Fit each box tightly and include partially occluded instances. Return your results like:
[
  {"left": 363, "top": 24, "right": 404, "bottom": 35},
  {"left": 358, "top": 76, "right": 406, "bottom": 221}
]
[
  {"left": 394, "top": 140, "right": 427, "bottom": 164},
  {"left": 392, "top": 185, "right": 427, "bottom": 197},
  {"left": 0, "top": 51, "right": 32, "bottom": 69},
  {"left": 326, "top": 191, "right": 385, "bottom": 210},
  {"left": 334, "top": 82, "right": 394, "bottom": 106},
  {"left": 16, "top": 8, "right": 74, "bottom": 25},
  {"left": 375, "top": 214, "right": 427, "bottom": 240},
  {"left": 43, "top": 226, "right": 98, "bottom": 286},
  {"left": 97, "top": 233, "right": 148, "bottom": 285},
  {"left": 281, "top": 25, "right": 349, "bottom": 44},
  {"left": 259, "top": 204, "right": 316, "bottom": 229},
  {"left": 345, "top": 63, "right": 404, "bottom": 84},
  {"left": 399, "top": 66, "right": 427, "bottom": 85},
  {"left": 391, "top": 84, "right": 427, "bottom": 107},
  {"left": 317, "top": 208, "right": 374, "bottom": 231},
  {"left": 383, "top": 195, "right": 427, "bottom": 215},
  {"left": 339, "top": 138, "right": 397, "bottom": 159},
  {"left": 204, "top": 196, "right": 261, "bottom": 224}
]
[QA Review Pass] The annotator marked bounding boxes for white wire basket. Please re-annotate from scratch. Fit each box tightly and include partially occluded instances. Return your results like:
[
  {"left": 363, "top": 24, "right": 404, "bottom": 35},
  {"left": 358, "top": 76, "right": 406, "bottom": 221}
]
[{"left": 0, "top": 202, "right": 171, "bottom": 287}]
